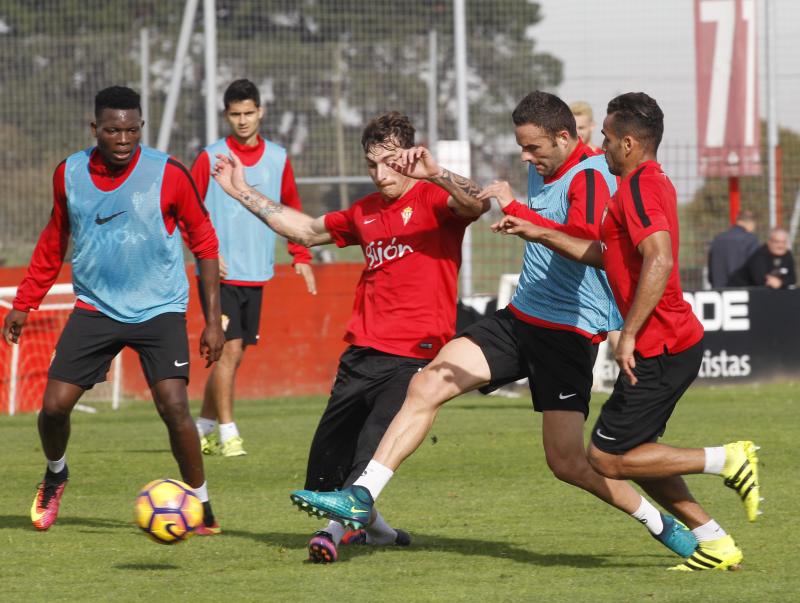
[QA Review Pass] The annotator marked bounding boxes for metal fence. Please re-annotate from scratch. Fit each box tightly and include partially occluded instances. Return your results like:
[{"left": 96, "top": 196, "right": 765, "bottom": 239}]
[{"left": 1, "top": 0, "right": 799, "bottom": 294}]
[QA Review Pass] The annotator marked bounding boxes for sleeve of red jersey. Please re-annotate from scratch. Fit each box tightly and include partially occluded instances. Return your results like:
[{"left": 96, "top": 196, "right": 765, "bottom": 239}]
[
  {"left": 280, "top": 159, "right": 312, "bottom": 264},
  {"left": 428, "top": 184, "right": 476, "bottom": 225},
  {"left": 501, "top": 168, "right": 609, "bottom": 239},
  {"left": 623, "top": 172, "right": 671, "bottom": 248},
  {"left": 13, "top": 161, "right": 71, "bottom": 312},
  {"left": 189, "top": 151, "right": 211, "bottom": 200},
  {"left": 165, "top": 158, "right": 219, "bottom": 260},
  {"left": 323, "top": 207, "right": 360, "bottom": 248}
]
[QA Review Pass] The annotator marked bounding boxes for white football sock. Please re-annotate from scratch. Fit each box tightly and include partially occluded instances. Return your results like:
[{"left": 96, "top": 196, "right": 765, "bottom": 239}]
[
  {"left": 47, "top": 455, "right": 66, "bottom": 474},
  {"left": 219, "top": 422, "right": 239, "bottom": 444},
  {"left": 703, "top": 446, "right": 726, "bottom": 474},
  {"left": 365, "top": 508, "right": 397, "bottom": 545},
  {"left": 692, "top": 519, "right": 727, "bottom": 542},
  {"left": 324, "top": 520, "right": 347, "bottom": 545},
  {"left": 631, "top": 496, "right": 664, "bottom": 535},
  {"left": 196, "top": 417, "right": 217, "bottom": 437},
  {"left": 192, "top": 481, "right": 209, "bottom": 503},
  {"left": 353, "top": 460, "right": 394, "bottom": 501}
]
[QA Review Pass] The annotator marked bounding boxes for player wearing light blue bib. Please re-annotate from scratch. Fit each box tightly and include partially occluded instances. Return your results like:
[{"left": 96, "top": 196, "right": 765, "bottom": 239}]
[
  {"left": 191, "top": 79, "right": 315, "bottom": 458},
  {"left": 505, "top": 151, "right": 622, "bottom": 337},
  {"left": 4, "top": 86, "right": 224, "bottom": 536},
  {"left": 66, "top": 145, "right": 187, "bottom": 323}
]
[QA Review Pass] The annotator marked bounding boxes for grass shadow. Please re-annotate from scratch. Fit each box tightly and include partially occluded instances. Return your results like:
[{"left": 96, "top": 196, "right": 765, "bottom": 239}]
[
  {"left": 341, "top": 533, "right": 668, "bottom": 568},
  {"left": 215, "top": 529, "right": 667, "bottom": 568},
  {"left": 114, "top": 563, "right": 180, "bottom": 571},
  {"left": 0, "top": 514, "right": 131, "bottom": 531}
]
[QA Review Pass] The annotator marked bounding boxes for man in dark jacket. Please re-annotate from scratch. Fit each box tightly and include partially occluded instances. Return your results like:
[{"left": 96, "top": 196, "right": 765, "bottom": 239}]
[
  {"left": 707, "top": 210, "right": 758, "bottom": 288},
  {"left": 731, "top": 227, "right": 796, "bottom": 289}
]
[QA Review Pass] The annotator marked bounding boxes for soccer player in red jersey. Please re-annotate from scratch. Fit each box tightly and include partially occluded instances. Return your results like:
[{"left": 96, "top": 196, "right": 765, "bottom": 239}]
[
  {"left": 1, "top": 86, "right": 224, "bottom": 534},
  {"left": 212, "top": 112, "right": 489, "bottom": 563},
  {"left": 287, "top": 91, "right": 698, "bottom": 562},
  {"left": 191, "top": 79, "right": 315, "bottom": 458},
  {"left": 494, "top": 92, "right": 761, "bottom": 571}
]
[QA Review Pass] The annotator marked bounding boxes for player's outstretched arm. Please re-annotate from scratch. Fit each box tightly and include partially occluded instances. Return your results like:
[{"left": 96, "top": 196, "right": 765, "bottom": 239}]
[
  {"left": 389, "top": 146, "right": 488, "bottom": 218},
  {"left": 491, "top": 215, "right": 604, "bottom": 268},
  {"left": 213, "top": 153, "right": 332, "bottom": 247},
  {"left": 2, "top": 309, "right": 28, "bottom": 345}
]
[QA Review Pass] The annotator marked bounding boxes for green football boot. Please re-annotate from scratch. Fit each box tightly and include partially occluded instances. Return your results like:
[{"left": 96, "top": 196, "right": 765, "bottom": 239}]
[{"left": 290, "top": 485, "right": 374, "bottom": 529}]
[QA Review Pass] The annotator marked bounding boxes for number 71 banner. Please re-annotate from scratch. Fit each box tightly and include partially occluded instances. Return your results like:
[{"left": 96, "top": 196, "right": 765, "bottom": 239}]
[{"left": 694, "top": 0, "right": 761, "bottom": 177}]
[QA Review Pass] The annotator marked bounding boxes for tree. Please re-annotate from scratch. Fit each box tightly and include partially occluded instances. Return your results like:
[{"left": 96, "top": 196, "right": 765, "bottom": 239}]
[{"left": 0, "top": 1, "right": 562, "bottom": 260}]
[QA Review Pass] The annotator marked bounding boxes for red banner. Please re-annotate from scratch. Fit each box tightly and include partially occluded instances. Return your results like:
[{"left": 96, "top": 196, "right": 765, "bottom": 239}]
[{"left": 694, "top": 0, "right": 761, "bottom": 177}]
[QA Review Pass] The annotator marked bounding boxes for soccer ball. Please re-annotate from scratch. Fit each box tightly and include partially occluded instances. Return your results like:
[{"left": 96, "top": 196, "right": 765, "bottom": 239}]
[{"left": 134, "top": 479, "right": 203, "bottom": 545}]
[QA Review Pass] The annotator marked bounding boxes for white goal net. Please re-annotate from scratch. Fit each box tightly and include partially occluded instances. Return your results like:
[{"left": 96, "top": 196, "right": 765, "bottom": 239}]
[{"left": 0, "top": 283, "right": 122, "bottom": 415}]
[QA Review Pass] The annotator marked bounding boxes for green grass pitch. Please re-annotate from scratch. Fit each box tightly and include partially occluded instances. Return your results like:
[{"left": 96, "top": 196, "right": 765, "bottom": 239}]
[{"left": 0, "top": 382, "right": 797, "bottom": 602}]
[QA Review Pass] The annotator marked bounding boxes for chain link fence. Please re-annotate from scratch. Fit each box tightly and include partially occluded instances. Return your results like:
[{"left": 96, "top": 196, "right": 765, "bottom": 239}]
[{"left": 1, "top": 0, "right": 799, "bottom": 294}]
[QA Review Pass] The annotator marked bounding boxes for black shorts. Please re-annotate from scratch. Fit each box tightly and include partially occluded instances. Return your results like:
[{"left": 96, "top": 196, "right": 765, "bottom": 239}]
[
  {"left": 49, "top": 309, "right": 190, "bottom": 389},
  {"left": 304, "top": 346, "right": 429, "bottom": 491},
  {"left": 198, "top": 282, "right": 263, "bottom": 346},
  {"left": 591, "top": 340, "right": 703, "bottom": 454},
  {"left": 458, "top": 308, "right": 598, "bottom": 417}
]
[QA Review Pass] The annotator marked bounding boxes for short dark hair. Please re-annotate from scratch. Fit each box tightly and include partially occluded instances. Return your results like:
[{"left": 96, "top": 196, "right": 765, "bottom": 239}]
[
  {"left": 606, "top": 92, "right": 664, "bottom": 152},
  {"left": 95, "top": 86, "right": 141, "bottom": 119},
  {"left": 512, "top": 91, "right": 577, "bottom": 139},
  {"left": 361, "top": 112, "right": 415, "bottom": 154},
  {"left": 223, "top": 79, "right": 260, "bottom": 110}
]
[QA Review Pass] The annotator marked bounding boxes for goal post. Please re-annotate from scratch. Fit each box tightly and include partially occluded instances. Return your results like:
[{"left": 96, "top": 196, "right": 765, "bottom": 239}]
[{"left": 0, "top": 283, "right": 122, "bottom": 415}]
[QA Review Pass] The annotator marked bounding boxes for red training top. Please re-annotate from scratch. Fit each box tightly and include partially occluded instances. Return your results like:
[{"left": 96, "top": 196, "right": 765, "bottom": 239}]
[
  {"left": 600, "top": 160, "right": 703, "bottom": 357},
  {"left": 191, "top": 135, "right": 312, "bottom": 278},
  {"left": 324, "top": 181, "right": 474, "bottom": 359},
  {"left": 14, "top": 146, "right": 218, "bottom": 312}
]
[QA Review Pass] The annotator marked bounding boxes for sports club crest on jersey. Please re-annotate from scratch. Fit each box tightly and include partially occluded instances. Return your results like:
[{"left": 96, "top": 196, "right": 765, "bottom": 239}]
[{"left": 401, "top": 206, "right": 413, "bottom": 226}]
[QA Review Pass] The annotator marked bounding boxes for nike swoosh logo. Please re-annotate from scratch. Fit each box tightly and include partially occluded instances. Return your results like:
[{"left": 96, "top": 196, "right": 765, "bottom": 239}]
[
  {"left": 95, "top": 210, "right": 126, "bottom": 225},
  {"left": 530, "top": 207, "right": 547, "bottom": 211},
  {"left": 595, "top": 428, "right": 616, "bottom": 441},
  {"left": 363, "top": 218, "right": 376, "bottom": 224},
  {"left": 174, "top": 360, "right": 189, "bottom": 367},
  {"left": 350, "top": 506, "right": 369, "bottom": 515},
  {"left": 558, "top": 392, "right": 577, "bottom": 400}
]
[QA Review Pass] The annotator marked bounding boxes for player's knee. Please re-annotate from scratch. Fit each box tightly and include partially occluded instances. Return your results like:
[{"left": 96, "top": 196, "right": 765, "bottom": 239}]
[
  {"left": 587, "top": 447, "right": 623, "bottom": 479},
  {"left": 157, "top": 399, "right": 191, "bottom": 428},
  {"left": 407, "top": 366, "right": 457, "bottom": 409},
  {"left": 405, "top": 372, "right": 441, "bottom": 408},
  {"left": 39, "top": 404, "right": 70, "bottom": 424},
  {"left": 40, "top": 393, "right": 73, "bottom": 419},
  {"left": 545, "top": 453, "right": 585, "bottom": 486},
  {"left": 220, "top": 341, "right": 244, "bottom": 367}
]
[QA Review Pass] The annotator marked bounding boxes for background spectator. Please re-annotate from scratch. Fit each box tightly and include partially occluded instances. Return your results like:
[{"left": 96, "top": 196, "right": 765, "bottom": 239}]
[
  {"left": 730, "top": 227, "right": 796, "bottom": 289},
  {"left": 707, "top": 210, "right": 759, "bottom": 288}
]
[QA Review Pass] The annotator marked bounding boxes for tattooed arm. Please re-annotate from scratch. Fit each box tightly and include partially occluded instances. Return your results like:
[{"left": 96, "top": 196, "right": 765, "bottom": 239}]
[
  {"left": 213, "top": 154, "right": 332, "bottom": 247},
  {"left": 389, "top": 146, "right": 489, "bottom": 218}
]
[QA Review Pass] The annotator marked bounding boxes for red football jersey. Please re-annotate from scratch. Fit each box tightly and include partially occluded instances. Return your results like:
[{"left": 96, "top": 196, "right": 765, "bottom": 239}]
[
  {"left": 324, "top": 181, "right": 474, "bottom": 359},
  {"left": 600, "top": 161, "right": 703, "bottom": 357}
]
